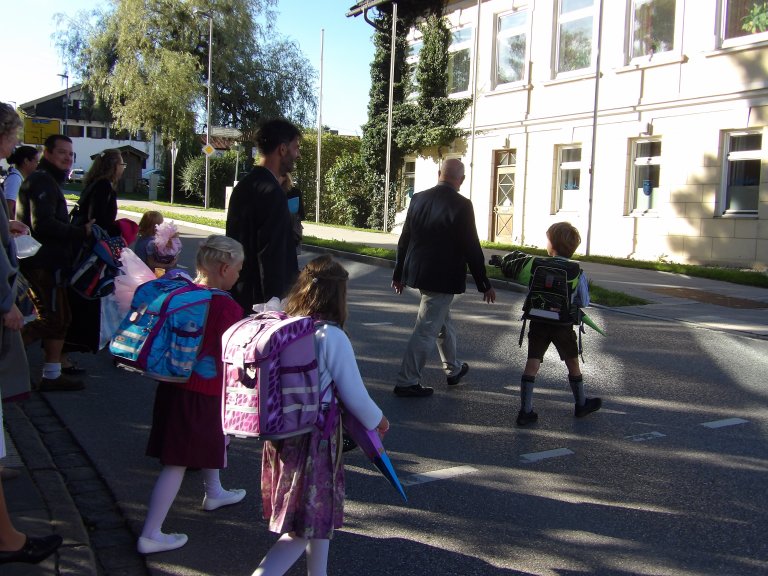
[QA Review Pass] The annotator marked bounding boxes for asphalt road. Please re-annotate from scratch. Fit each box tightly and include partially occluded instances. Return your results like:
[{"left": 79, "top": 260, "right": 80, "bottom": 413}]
[{"left": 39, "top": 225, "right": 768, "bottom": 576}]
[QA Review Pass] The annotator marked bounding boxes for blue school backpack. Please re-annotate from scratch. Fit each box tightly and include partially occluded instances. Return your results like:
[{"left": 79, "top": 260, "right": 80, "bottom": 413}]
[{"left": 109, "top": 274, "right": 225, "bottom": 382}]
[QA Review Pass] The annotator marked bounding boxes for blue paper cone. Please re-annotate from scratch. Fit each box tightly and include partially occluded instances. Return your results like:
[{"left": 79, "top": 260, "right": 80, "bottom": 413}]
[{"left": 342, "top": 411, "right": 407, "bottom": 502}]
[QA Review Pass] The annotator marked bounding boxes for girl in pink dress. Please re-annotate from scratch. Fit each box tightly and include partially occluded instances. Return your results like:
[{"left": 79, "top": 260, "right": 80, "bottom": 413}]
[{"left": 253, "top": 255, "right": 390, "bottom": 576}]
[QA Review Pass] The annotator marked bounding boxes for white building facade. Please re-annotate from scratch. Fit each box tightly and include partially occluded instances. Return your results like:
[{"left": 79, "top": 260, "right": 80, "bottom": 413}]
[{"left": 406, "top": 0, "right": 768, "bottom": 268}]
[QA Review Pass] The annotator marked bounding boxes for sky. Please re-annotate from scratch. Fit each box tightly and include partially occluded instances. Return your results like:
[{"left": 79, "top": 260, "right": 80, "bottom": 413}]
[{"left": 0, "top": 0, "right": 375, "bottom": 135}]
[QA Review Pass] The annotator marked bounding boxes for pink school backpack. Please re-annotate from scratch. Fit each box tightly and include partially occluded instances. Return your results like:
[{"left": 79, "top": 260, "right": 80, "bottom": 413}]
[{"left": 221, "top": 311, "right": 320, "bottom": 440}]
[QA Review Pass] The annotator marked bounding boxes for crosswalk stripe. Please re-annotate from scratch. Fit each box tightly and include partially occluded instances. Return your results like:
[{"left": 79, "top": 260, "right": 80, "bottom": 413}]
[
  {"left": 401, "top": 465, "right": 478, "bottom": 487},
  {"left": 520, "top": 448, "right": 574, "bottom": 463},
  {"left": 700, "top": 417, "right": 749, "bottom": 429},
  {"left": 625, "top": 431, "right": 666, "bottom": 442}
]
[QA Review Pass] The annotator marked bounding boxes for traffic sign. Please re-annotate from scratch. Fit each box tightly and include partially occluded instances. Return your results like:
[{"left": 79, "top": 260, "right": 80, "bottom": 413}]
[{"left": 202, "top": 143, "right": 215, "bottom": 156}]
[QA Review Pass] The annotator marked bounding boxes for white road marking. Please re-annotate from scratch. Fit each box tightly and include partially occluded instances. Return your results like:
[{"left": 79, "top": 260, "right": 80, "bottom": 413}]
[
  {"left": 400, "top": 465, "right": 478, "bottom": 487},
  {"left": 361, "top": 322, "right": 393, "bottom": 326},
  {"left": 625, "top": 431, "right": 666, "bottom": 442},
  {"left": 520, "top": 448, "right": 574, "bottom": 463},
  {"left": 700, "top": 417, "right": 749, "bottom": 429}
]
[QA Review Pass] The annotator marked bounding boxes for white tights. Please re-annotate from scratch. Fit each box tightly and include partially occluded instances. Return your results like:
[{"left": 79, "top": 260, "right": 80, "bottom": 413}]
[
  {"left": 140, "top": 465, "right": 227, "bottom": 540},
  {"left": 252, "top": 533, "right": 330, "bottom": 576}
]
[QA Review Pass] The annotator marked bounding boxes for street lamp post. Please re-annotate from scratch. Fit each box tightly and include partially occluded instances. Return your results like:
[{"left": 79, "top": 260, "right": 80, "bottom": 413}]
[
  {"left": 57, "top": 73, "right": 69, "bottom": 134},
  {"left": 195, "top": 10, "right": 213, "bottom": 210}
]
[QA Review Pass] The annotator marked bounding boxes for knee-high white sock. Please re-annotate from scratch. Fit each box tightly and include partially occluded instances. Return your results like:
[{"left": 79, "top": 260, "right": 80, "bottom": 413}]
[
  {"left": 252, "top": 533, "right": 308, "bottom": 576},
  {"left": 202, "top": 468, "right": 224, "bottom": 498},
  {"left": 306, "top": 539, "right": 330, "bottom": 576},
  {"left": 140, "top": 465, "right": 185, "bottom": 540}
]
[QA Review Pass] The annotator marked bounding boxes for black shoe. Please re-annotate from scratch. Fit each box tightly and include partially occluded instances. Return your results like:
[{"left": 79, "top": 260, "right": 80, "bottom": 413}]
[
  {"left": 446, "top": 363, "right": 469, "bottom": 386},
  {"left": 0, "top": 534, "right": 62, "bottom": 565},
  {"left": 39, "top": 375, "right": 85, "bottom": 392},
  {"left": 393, "top": 384, "right": 434, "bottom": 397},
  {"left": 61, "top": 364, "right": 86, "bottom": 375},
  {"left": 575, "top": 397, "right": 602, "bottom": 418},
  {"left": 516, "top": 409, "right": 538, "bottom": 426}
]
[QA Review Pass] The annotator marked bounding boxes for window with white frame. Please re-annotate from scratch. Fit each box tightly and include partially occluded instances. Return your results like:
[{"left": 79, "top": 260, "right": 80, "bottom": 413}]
[
  {"left": 406, "top": 40, "right": 422, "bottom": 100},
  {"left": 722, "top": 0, "right": 768, "bottom": 42},
  {"left": 630, "top": 0, "right": 676, "bottom": 58},
  {"left": 555, "top": 145, "right": 582, "bottom": 211},
  {"left": 722, "top": 131, "right": 762, "bottom": 215},
  {"left": 448, "top": 27, "right": 473, "bottom": 94},
  {"left": 630, "top": 139, "right": 662, "bottom": 213},
  {"left": 402, "top": 160, "right": 416, "bottom": 209},
  {"left": 496, "top": 10, "right": 528, "bottom": 86},
  {"left": 556, "top": 0, "right": 594, "bottom": 74}
]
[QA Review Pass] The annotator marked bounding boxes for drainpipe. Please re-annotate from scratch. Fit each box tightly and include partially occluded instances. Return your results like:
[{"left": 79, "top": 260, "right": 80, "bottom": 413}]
[
  {"left": 468, "top": 0, "right": 481, "bottom": 204},
  {"left": 585, "top": 0, "right": 605, "bottom": 256}
]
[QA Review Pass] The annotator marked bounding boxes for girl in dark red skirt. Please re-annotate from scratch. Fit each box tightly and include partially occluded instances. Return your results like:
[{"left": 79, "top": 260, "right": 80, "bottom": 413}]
[
  {"left": 137, "top": 235, "right": 246, "bottom": 555},
  {"left": 252, "top": 255, "right": 389, "bottom": 575}
]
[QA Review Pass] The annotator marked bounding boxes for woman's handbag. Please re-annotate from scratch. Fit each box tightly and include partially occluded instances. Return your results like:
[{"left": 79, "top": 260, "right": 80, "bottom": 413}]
[{"left": 0, "top": 324, "right": 31, "bottom": 403}]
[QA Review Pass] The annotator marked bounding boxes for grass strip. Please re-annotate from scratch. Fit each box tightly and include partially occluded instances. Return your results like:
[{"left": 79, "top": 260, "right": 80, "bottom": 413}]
[{"left": 102, "top": 198, "right": 766, "bottom": 296}]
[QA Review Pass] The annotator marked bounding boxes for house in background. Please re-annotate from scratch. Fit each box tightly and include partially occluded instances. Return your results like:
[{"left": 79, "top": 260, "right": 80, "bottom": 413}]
[
  {"left": 405, "top": 0, "right": 768, "bottom": 268},
  {"left": 18, "top": 84, "right": 160, "bottom": 194}
]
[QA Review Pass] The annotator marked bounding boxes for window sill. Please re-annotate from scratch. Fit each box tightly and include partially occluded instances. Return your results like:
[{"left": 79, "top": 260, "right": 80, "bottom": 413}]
[
  {"left": 717, "top": 212, "right": 758, "bottom": 218},
  {"left": 542, "top": 72, "right": 596, "bottom": 87},
  {"left": 705, "top": 37, "right": 768, "bottom": 58},
  {"left": 614, "top": 54, "right": 688, "bottom": 74},
  {"left": 488, "top": 83, "right": 533, "bottom": 96},
  {"left": 627, "top": 209, "right": 659, "bottom": 218}
]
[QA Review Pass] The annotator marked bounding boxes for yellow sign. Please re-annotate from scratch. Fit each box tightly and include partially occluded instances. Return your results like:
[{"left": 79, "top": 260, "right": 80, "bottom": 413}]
[
  {"left": 23, "top": 118, "right": 61, "bottom": 145},
  {"left": 202, "top": 143, "right": 215, "bottom": 156}
]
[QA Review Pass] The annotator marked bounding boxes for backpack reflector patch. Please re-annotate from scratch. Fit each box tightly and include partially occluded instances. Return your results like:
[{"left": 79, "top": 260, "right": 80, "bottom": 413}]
[{"left": 222, "top": 312, "right": 319, "bottom": 440}]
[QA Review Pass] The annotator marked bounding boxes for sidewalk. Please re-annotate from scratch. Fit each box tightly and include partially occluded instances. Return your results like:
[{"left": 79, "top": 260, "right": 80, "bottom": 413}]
[
  {"left": 120, "top": 198, "right": 768, "bottom": 339},
  {"left": 3, "top": 196, "right": 766, "bottom": 574}
]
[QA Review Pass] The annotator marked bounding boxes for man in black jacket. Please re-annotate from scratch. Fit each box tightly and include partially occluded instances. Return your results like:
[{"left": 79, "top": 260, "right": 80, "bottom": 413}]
[
  {"left": 17, "top": 135, "right": 91, "bottom": 391},
  {"left": 226, "top": 119, "right": 300, "bottom": 313},
  {"left": 392, "top": 159, "right": 496, "bottom": 397}
]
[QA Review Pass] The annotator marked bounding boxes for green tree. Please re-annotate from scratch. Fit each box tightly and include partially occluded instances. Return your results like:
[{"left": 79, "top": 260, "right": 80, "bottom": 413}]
[
  {"left": 395, "top": 14, "right": 470, "bottom": 154},
  {"left": 359, "top": 0, "right": 461, "bottom": 229},
  {"left": 181, "top": 150, "right": 241, "bottom": 208},
  {"left": 54, "top": 0, "right": 316, "bottom": 141},
  {"left": 324, "top": 152, "right": 373, "bottom": 228},
  {"left": 292, "top": 131, "right": 361, "bottom": 222}
]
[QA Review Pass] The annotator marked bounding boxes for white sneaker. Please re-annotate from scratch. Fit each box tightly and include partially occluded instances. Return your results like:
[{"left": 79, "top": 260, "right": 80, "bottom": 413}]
[
  {"left": 137, "top": 533, "right": 188, "bottom": 554},
  {"left": 202, "top": 488, "right": 246, "bottom": 511}
]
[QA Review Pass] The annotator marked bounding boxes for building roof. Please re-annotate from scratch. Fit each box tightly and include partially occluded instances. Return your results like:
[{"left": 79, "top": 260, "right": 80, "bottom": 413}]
[
  {"left": 90, "top": 145, "right": 149, "bottom": 160},
  {"left": 19, "top": 84, "right": 85, "bottom": 111}
]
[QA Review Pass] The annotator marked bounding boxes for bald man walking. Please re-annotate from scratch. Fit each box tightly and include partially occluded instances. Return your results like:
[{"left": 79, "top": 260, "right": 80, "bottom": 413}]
[{"left": 392, "top": 159, "right": 496, "bottom": 398}]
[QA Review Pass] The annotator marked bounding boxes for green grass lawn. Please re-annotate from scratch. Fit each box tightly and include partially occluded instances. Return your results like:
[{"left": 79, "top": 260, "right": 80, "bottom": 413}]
[{"left": 96, "top": 200, "right": 765, "bottom": 305}]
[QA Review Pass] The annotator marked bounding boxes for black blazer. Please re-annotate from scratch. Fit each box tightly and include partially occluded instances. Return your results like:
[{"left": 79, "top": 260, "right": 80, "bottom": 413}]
[
  {"left": 393, "top": 183, "right": 491, "bottom": 295},
  {"left": 225, "top": 166, "right": 298, "bottom": 312}
]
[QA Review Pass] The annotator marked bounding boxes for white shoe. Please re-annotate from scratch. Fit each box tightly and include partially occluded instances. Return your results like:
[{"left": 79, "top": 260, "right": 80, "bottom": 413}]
[
  {"left": 137, "top": 533, "right": 188, "bottom": 554},
  {"left": 202, "top": 488, "right": 246, "bottom": 511}
]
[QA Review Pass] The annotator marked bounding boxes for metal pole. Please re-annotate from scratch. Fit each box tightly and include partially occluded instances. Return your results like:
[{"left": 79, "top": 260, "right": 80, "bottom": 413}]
[
  {"left": 58, "top": 73, "right": 69, "bottom": 134},
  {"left": 383, "top": 2, "right": 397, "bottom": 232},
  {"left": 170, "top": 140, "right": 176, "bottom": 205},
  {"left": 316, "top": 29, "right": 324, "bottom": 223},
  {"left": 204, "top": 15, "right": 213, "bottom": 210},
  {"left": 585, "top": 0, "right": 604, "bottom": 256}
]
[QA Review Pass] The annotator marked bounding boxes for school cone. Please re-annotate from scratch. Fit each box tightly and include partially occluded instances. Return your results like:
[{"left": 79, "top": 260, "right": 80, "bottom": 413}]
[
  {"left": 582, "top": 312, "right": 607, "bottom": 336},
  {"left": 342, "top": 411, "right": 408, "bottom": 502}
]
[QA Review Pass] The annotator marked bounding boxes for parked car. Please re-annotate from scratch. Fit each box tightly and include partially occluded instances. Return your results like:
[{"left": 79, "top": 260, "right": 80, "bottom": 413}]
[
  {"left": 69, "top": 168, "right": 86, "bottom": 183},
  {"left": 140, "top": 168, "right": 162, "bottom": 186}
]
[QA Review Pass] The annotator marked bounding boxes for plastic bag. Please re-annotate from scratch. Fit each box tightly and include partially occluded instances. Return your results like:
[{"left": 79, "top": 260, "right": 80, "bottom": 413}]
[
  {"left": 114, "top": 248, "right": 156, "bottom": 315},
  {"left": 13, "top": 234, "right": 41, "bottom": 259},
  {"left": 99, "top": 293, "right": 122, "bottom": 350}
]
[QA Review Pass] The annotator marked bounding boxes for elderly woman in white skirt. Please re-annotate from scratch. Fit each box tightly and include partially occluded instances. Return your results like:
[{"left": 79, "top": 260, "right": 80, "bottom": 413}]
[{"left": 0, "top": 102, "right": 62, "bottom": 565}]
